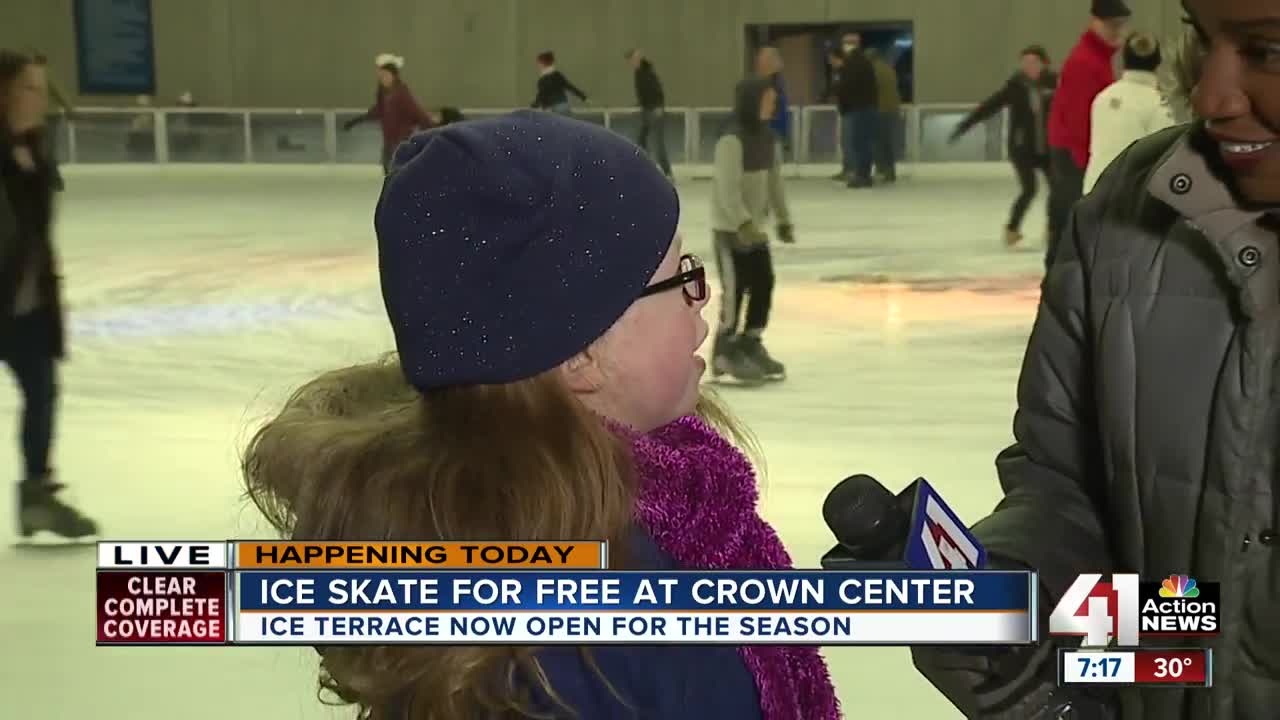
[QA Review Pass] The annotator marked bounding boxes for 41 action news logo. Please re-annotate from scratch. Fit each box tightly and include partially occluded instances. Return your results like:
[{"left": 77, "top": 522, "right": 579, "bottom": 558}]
[{"left": 1049, "top": 574, "right": 1220, "bottom": 647}]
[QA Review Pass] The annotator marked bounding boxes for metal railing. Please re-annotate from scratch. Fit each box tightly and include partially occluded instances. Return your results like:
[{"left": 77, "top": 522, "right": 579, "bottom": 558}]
[{"left": 46, "top": 104, "right": 1009, "bottom": 166}]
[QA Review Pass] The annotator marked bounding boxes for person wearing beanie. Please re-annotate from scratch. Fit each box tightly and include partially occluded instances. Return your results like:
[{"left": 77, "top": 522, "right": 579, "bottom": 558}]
[
  {"left": 1044, "top": 0, "right": 1130, "bottom": 268},
  {"left": 951, "top": 44, "right": 1059, "bottom": 247},
  {"left": 711, "top": 78, "right": 794, "bottom": 384},
  {"left": 341, "top": 53, "right": 433, "bottom": 174},
  {"left": 625, "top": 48, "right": 673, "bottom": 178},
  {"left": 531, "top": 51, "right": 588, "bottom": 114},
  {"left": 1083, "top": 32, "right": 1176, "bottom": 192},
  {"left": 241, "top": 111, "right": 837, "bottom": 720}
]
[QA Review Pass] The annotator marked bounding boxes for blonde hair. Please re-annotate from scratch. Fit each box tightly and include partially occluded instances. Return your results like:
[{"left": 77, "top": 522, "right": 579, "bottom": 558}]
[
  {"left": 1167, "top": 27, "right": 1204, "bottom": 118},
  {"left": 242, "top": 353, "right": 755, "bottom": 719}
]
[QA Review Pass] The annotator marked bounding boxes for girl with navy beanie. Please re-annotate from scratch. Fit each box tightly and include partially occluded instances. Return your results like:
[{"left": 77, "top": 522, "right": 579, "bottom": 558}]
[{"left": 242, "top": 112, "right": 838, "bottom": 720}]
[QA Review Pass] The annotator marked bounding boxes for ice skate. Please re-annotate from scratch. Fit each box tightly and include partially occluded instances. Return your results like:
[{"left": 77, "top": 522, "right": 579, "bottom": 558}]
[
  {"left": 1004, "top": 227, "right": 1024, "bottom": 247},
  {"left": 738, "top": 335, "right": 786, "bottom": 381},
  {"left": 17, "top": 476, "right": 99, "bottom": 545},
  {"left": 710, "top": 334, "right": 768, "bottom": 385}
]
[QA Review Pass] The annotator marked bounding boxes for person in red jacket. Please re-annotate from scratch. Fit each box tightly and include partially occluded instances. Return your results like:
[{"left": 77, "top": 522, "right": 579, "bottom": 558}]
[
  {"left": 342, "top": 53, "right": 433, "bottom": 174},
  {"left": 1044, "top": 0, "right": 1130, "bottom": 269}
]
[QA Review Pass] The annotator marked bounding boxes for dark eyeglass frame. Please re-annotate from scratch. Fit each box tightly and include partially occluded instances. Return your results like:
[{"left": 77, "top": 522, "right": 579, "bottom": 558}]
[{"left": 638, "top": 254, "right": 707, "bottom": 306}]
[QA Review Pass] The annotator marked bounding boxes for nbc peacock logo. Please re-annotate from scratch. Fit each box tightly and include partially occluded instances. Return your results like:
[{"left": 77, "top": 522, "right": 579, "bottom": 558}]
[{"left": 1159, "top": 575, "right": 1200, "bottom": 598}]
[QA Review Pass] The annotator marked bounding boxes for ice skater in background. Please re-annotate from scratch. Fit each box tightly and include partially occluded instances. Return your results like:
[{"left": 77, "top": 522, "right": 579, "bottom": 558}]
[
  {"left": 531, "top": 51, "right": 588, "bottom": 115},
  {"left": 1045, "top": 0, "right": 1130, "bottom": 268},
  {"left": 754, "top": 46, "right": 791, "bottom": 151},
  {"left": 0, "top": 50, "right": 98, "bottom": 541},
  {"left": 625, "top": 48, "right": 672, "bottom": 178},
  {"left": 1083, "top": 32, "right": 1175, "bottom": 192},
  {"left": 710, "top": 77, "right": 794, "bottom": 384},
  {"left": 865, "top": 48, "right": 902, "bottom": 183},
  {"left": 341, "top": 53, "right": 433, "bottom": 174},
  {"left": 951, "top": 45, "right": 1059, "bottom": 247}
]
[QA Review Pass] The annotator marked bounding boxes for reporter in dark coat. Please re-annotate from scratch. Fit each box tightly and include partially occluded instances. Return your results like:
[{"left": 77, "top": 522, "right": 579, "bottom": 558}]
[
  {"left": 0, "top": 49, "right": 96, "bottom": 540},
  {"left": 913, "top": 4, "right": 1280, "bottom": 716}
]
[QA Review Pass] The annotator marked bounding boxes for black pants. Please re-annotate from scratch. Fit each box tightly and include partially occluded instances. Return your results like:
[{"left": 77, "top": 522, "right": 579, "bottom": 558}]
[
  {"left": 1047, "top": 147, "right": 1085, "bottom": 270},
  {"left": 1, "top": 309, "right": 58, "bottom": 484},
  {"left": 1009, "top": 153, "right": 1050, "bottom": 233},
  {"left": 841, "top": 109, "right": 878, "bottom": 182},
  {"left": 713, "top": 231, "right": 774, "bottom": 336},
  {"left": 874, "top": 111, "right": 898, "bottom": 179},
  {"left": 637, "top": 108, "right": 672, "bottom": 177}
]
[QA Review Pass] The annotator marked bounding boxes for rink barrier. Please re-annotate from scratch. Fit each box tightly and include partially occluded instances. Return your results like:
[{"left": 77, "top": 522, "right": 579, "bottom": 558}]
[{"left": 48, "top": 104, "right": 1011, "bottom": 168}]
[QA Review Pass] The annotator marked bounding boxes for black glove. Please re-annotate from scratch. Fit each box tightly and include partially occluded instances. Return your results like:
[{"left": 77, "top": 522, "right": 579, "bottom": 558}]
[
  {"left": 777, "top": 223, "right": 795, "bottom": 244},
  {"left": 341, "top": 118, "right": 358, "bottom": 132}
]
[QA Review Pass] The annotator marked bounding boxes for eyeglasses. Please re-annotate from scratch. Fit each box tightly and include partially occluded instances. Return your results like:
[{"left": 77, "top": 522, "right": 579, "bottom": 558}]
[{"left": 637, "top": 254, "right": 707, "bottom": 306}]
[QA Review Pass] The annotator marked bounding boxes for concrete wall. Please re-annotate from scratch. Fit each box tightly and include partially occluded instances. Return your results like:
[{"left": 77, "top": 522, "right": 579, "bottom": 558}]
[{"left": 2, "top": 0, "right": 1187, "bottom": 109}]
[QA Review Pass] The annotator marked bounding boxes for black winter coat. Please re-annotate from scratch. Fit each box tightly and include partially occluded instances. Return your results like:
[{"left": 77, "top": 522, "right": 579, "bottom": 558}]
[
  {"left": 836, "top": 49, "right": 878, "bottom": 113},
  {"left": 0, "top": 133, "right": 66, "bottom": 358},
  {"left": 955, "top": 71, "right": 1058, "bottom": 159},
  {"left": 634, "top": 59, "right": 664, "bottom": 110},
  {"left": 915, "top": 125, "right": 1280, "bottom": 719}
]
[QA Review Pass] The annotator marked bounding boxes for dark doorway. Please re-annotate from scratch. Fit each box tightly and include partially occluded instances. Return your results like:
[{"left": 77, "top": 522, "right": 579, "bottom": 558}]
[{"left": 744, "top": 22, "right": 914, "bottom": 104}]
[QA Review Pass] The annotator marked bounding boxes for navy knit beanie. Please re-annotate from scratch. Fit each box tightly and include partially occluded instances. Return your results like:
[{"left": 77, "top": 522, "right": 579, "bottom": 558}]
[{"left": 375, "top": 110, "right": 679, "bottom": 392}]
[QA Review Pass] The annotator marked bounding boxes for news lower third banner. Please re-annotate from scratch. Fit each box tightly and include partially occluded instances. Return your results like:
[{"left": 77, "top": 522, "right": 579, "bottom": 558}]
[{"left": 96, "top": 542, "right": 1036, "bottom": 646}]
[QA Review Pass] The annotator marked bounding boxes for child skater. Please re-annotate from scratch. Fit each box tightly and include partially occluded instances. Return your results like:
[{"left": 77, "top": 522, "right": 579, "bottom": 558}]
[
  {"left": 242, "top": 111, "right": 837, "bottom": 720},
  {"left": 341, "top": 53, "right": 433, "bottom": 174},
  {"left": 710, "top": 77, "right": 794, "bottom": 384}
]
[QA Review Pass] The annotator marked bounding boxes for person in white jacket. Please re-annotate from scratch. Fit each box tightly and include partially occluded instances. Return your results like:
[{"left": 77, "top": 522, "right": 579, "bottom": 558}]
[{"left": 1084, "top": 32, "right": 1176, "bottom": 191}]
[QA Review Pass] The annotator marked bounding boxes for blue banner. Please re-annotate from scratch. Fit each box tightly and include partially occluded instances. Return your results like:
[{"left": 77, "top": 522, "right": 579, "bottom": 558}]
[
  {"left": 236, "top": 570, "right": 1032, "bottom": 612},
  {"left": 74, "top": 0, "right": 156, "bottom": 95}
]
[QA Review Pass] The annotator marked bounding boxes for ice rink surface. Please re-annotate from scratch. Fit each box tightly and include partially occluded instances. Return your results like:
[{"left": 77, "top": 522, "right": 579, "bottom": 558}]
[{"left": 2, "top": 162, "right": 1051, "bottom": 719}]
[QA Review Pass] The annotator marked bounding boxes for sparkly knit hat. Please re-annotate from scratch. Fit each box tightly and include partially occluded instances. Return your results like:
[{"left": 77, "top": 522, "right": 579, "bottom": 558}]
[{"left": 375, "top": 110, "right": 679, "bottom": 392}]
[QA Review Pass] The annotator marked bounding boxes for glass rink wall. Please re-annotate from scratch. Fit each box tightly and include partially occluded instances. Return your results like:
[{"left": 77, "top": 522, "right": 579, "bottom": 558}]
[{"left": 47, "top": 104, "right": 1010, "bottom": 167}]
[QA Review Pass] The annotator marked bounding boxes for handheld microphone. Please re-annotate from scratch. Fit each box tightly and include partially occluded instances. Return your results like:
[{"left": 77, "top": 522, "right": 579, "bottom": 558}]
[{"left": 819, "top": 474, "right": 986, "bottom": 571}]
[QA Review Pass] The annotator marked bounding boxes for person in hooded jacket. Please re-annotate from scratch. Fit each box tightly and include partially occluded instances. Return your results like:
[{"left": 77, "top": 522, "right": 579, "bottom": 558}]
[
  {"left": 709, "top": 77, "right": 794, "bottom": 385},
  {"left": 912, "top": 0, "right": 1280, "bottom": 716},
  {"left": 1083, "top": 32, "right": 1176, "bottom": 192},
  {"left": 951, "top": 45, "right": 1059, "bottom": 247},
  {"left": 341, "top": 54, "right": 433, "bottom": 174}
]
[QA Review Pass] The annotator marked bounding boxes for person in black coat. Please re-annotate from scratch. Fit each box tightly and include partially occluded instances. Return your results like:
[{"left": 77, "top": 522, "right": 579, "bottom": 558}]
[
  {"left": 0, "top": 49, "right": 97, "bottom": 541},
  {"left": 625, "top": 48, "right": 672, "bottom": 178},
  {"left": 531, "top": 51, "right": 588, "bottom": 115},
  {"left": 951, "top": 45, "right": 1059, "bottom": 247},
  {"left": 836, "top": 32, "right": 880, "bottom": 188}
]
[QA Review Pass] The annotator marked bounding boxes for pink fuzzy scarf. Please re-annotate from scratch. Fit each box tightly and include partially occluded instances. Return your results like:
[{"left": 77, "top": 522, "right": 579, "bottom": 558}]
[{"left": 624, "top": 415, "right": 841, "bottom": 720}]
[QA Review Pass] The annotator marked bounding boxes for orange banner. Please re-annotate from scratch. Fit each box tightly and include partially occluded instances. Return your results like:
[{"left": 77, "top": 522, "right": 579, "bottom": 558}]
[{"left": 234, "top": 541, "right": 607, "bottom": 569}]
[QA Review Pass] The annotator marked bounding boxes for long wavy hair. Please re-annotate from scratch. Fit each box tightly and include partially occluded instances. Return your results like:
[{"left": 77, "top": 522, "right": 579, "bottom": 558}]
[
  {"left": 242, "top": 353, "right": 756, "bottom": 719},
  {"left": 0, "top": 49, "right": 40, "bottom": 140}
]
